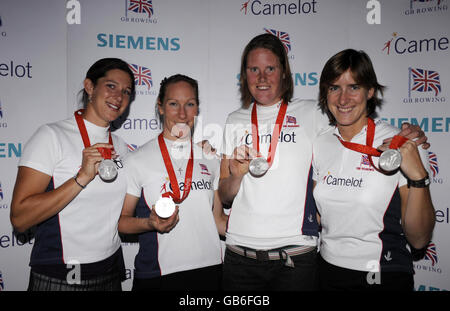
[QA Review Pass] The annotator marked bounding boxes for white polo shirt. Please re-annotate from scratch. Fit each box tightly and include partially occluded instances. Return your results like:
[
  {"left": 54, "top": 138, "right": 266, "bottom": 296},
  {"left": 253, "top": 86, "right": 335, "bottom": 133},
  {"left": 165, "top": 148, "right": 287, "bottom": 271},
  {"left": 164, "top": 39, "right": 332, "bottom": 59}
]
[
  {"left": 124, "top": 137, "right": 222, "bottom": 279},
  {"left": 19, "top": 116, "right": 128, "bottom": 265},
  {"left": 221, "top": 99, "right": 329, "bottom": 250},
  {"left": 312, "top": 119, "right": 429, "bottom": 273}
]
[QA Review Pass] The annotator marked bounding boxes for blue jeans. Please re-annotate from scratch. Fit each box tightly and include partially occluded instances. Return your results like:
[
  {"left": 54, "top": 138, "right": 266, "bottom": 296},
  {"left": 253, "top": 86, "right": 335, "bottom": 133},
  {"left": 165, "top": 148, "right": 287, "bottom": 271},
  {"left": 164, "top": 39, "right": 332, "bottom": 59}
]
[{"left": 222, "top": 247, "right": 317, "bottom": 291}]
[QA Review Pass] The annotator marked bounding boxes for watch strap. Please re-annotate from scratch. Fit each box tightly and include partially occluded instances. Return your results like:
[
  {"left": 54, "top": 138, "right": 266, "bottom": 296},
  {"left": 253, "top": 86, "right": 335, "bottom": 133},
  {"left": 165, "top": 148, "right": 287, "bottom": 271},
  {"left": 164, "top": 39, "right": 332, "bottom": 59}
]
[{"left": 407, "top": 174, "right": 430, "bottom": 188}]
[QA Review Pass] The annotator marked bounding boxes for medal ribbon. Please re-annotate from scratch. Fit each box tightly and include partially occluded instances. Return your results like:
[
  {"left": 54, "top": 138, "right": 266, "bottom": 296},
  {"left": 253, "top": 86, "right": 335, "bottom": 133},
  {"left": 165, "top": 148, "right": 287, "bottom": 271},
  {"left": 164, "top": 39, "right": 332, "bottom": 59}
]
[
  {"left": 74, "top": 109, "right": 114, "bottom": 159},
  {"left": 336, "top": 118, "right": 408, "bottom": 172},
  {"left": 251, "top": 100, "right": 288, "bottom": 167},
  {"left": 158, "top": 133, "right": 194, "bottom": 204}
]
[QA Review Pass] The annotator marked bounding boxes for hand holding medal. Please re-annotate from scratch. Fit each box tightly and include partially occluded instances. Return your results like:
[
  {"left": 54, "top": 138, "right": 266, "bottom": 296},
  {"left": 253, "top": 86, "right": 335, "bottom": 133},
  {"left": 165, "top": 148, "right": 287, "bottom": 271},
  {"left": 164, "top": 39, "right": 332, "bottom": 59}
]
[
  {"left": 336, "top": 118, "right": 409, "bottom": 173},
  {"left": 154, "top": 196, "right": 177, "bottom": 219},
  {"left": 97, "top": 146, "right": 118, "bottom": 181},
  {"left": 75, "top": 109, "right": 118, "bottom": 184},
  {"left": 377, "top": 135, "right": 408, "bottom": 172},
  {"left": 150, "top": 199, "right": 180, "bottom": 233},
  {"left": 377, "top": 135, "right": 429, "bottom": 184}
]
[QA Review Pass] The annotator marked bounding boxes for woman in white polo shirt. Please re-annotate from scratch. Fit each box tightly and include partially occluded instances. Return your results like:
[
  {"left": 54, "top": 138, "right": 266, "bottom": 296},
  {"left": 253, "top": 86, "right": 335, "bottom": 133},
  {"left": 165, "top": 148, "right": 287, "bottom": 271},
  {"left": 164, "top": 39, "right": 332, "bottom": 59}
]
[
  {"left": 10, "top": 58, "right": 135, "bottom": 291},
  {"left": 118, "top": 74, "right": 226, "bottom": 291},
  {"left": 313, "top": 49, "right": 435, "bottom": 290},
  {"left": 219, "top": 34, "right": 431, "bottom": 291}
]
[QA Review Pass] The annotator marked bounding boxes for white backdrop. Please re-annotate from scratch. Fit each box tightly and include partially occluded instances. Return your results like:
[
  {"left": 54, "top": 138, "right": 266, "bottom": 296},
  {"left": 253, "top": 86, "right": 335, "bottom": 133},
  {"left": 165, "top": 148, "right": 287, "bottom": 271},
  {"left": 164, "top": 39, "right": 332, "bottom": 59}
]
[{"left": 0, "top": 0, "right": 448, "bottom": 291}]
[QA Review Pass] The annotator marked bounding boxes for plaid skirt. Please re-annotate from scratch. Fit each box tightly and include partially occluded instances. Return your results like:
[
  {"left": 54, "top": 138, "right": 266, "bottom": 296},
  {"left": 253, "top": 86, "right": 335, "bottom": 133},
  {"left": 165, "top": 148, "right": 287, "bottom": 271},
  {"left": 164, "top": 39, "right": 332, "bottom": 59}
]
[{"left": 28, "top": 270, "right": 123, "bottom": 291}]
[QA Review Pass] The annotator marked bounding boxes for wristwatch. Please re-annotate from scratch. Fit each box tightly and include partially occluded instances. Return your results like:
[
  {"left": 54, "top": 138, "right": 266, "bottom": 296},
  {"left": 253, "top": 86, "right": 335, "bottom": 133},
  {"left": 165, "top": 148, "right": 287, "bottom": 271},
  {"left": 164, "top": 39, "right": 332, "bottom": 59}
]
[{"left": 407, "top": 174, "right": 430, "bottom": 188}]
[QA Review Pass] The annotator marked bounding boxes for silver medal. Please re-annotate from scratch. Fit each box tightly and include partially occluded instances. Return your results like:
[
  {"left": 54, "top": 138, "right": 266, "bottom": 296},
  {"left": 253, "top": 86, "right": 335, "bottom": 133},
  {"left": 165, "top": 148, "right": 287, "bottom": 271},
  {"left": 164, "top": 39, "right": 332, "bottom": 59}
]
[
  {"left": 379, "top": 149, "right": 402, "bottom": 172},
  {"left": 249, "top": 157, "right": 269, "bottom": 177},
  {"left": 98, "top": 159, "right": 118, "bottom": 181},
  {"left": 154, "top": 197, "right": 176, "bottom": 218}
]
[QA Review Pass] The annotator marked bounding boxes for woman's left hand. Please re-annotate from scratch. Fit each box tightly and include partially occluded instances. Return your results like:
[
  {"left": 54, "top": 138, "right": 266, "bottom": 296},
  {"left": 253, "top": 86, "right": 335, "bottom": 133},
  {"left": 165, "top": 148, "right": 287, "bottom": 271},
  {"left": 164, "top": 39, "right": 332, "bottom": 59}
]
[
  {"left": 383, "top": 122, "right": 430, "bottom": 150},
  {"left": 377, "top": 139, "right": 427, "bottom": 180}
]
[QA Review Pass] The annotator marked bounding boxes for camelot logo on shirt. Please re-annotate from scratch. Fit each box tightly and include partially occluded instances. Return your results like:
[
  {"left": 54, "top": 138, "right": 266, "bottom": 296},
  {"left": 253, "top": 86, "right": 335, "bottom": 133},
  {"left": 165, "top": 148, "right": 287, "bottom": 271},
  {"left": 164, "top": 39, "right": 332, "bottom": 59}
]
[
  {"left": 244, "top": 131, "right": 297, "bottom": 145},
  {"left": 161, "top": 178, "right": 213, "bottom": 193},
  {"left": 322, "top": 172, "right": 364, "bottom": 188}
]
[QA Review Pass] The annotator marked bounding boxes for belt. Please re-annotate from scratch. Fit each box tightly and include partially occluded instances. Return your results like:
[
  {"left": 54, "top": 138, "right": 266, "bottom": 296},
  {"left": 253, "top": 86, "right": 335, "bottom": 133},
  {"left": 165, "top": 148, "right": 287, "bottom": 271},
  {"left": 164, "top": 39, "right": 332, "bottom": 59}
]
[{"left": 226, "top": 245, "right": 316, "bottom": 268}]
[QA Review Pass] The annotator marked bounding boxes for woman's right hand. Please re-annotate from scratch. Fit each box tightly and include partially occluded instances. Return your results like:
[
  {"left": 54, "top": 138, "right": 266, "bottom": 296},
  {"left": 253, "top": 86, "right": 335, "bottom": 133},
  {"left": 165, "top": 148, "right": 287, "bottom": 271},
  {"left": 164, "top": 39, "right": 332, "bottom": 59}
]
[
  {"left": 218, "top": 145, "right": 258, "bottom": 205},
  {"left": 10, "top": 142, "right": 116, "bottom": 232},
  {"left": 229, "top": 145, "right": 258, "bottom": 178},
  {"left": 148, "top": 205, "right": 180, "bottom": 233},
  {"left": 77, "top": 143, "right": 114, "bottom": 186}
]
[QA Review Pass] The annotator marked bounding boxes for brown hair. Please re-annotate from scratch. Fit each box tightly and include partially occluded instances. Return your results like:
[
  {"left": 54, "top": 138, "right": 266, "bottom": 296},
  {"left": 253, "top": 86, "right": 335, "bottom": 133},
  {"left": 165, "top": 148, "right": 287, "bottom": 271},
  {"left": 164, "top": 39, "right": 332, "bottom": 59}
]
[
  {"left": 318, "top": 49, "right": 385, "bottom": 125},
  {"left": 239, "top": 33, "right": 293, "bottom": 108}
]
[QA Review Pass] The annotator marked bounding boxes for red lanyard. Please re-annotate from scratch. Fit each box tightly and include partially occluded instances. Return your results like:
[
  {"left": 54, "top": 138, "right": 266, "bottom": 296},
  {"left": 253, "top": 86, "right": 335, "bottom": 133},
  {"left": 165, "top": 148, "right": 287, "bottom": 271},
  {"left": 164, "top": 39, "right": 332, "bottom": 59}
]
[
  {"left": 74, "top": 109, "right": 113, "bottom": 159},
  {"left": 157, "top": 133, "right": 194, "bottom": 204},
  {"left": 251, "top": 101, "right": 288, "bottom": 166},
  {"left": 336, "top": 118, "right": 408, "bottom": 172}
]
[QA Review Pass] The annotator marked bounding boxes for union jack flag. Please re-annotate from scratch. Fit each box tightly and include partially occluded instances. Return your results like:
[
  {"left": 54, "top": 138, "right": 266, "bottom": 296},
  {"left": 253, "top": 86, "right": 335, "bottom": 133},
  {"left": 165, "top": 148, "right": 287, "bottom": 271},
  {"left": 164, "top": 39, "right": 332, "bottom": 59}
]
[
  {"left": 128, "top": 64, "right": 153, "bottom": 90},
  {"left": 409, "top": 67, "right": 441, "bottom": 97},
  {"left": 127, "top": 144, "right": 138, "bottom": 152},
  {"left": 199, "top": 163, "right": 211, "bottom": 175},
  {"left": 411, "top": 0, "right": 442, "bottom": 5},
  {"left": 425, "top": 242, "right": 438, "bottom": 266},
  {"left": 284, "top": 115, "right": 299, "bottom": 128},
  {"left": 264, "top": 28, "right": 291, "bottom": 53},
  {"left": 361, "top": 155, "right": 371, "bottom": 166},
  {"left": 286, "top": 115, "right": 297, "bottom": 125},
  {"left": 356, "top": 155, "right": 374, "bottom": 171},
  {"left": 428, "top": 151, "right": 439, "bottom": 177},
  {"left": 128, "top": 0, "right": 153, "bottom": 18}
]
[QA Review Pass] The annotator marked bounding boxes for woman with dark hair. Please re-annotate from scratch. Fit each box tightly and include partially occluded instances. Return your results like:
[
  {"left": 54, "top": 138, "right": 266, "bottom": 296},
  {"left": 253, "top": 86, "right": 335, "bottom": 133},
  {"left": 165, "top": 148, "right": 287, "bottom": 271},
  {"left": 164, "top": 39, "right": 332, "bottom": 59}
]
[
  {"left": 313, "top": 49, "right": 435, "bottom": 290},
  {"left": 318, "top": 49, "right": 384, "bottom": 126},
  {"left": 10, "top": 58, "right": 135, "bottom": 291},
  {"left": 118, "top": 74, "right": 226, "bottom": 291},
  {"left": 218, "top": 35, "right": 430, "bottom": 291}
]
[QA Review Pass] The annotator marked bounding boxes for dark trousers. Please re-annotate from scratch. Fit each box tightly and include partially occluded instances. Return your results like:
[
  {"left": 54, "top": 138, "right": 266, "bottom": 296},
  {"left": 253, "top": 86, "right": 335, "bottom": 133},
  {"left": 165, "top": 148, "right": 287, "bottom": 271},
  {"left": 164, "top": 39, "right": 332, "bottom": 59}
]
[
  {"left": 132, "top": 264, "right": 222, "bottom": 291},
  {"left": 222, "top": 247, "right": 317, "bottom": 291},
  {"left": 317, "top": 254, "right": 414, "bottom": 291},
  {"left": 28, "top": 270, "right": 122, "bottom": 291}
]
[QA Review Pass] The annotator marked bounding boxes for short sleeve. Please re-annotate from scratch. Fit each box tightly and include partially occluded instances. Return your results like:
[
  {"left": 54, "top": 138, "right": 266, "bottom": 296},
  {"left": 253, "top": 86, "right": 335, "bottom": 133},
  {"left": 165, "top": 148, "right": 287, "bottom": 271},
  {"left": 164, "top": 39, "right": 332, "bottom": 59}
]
[
  {"left": 312, "top": 150, "right": 320, "bottom": 182},
  {"left": 220, "top": 117, "right": 237, "bottom": 157},
  {"left": 211, "top": 157, "right": 220, "bottom": 191},
  {"left": 123, "top": 156, "right": 142, "bottom": 198},
  {"left": 18, "top": 124, "right": 60, "bottom": 176}
]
